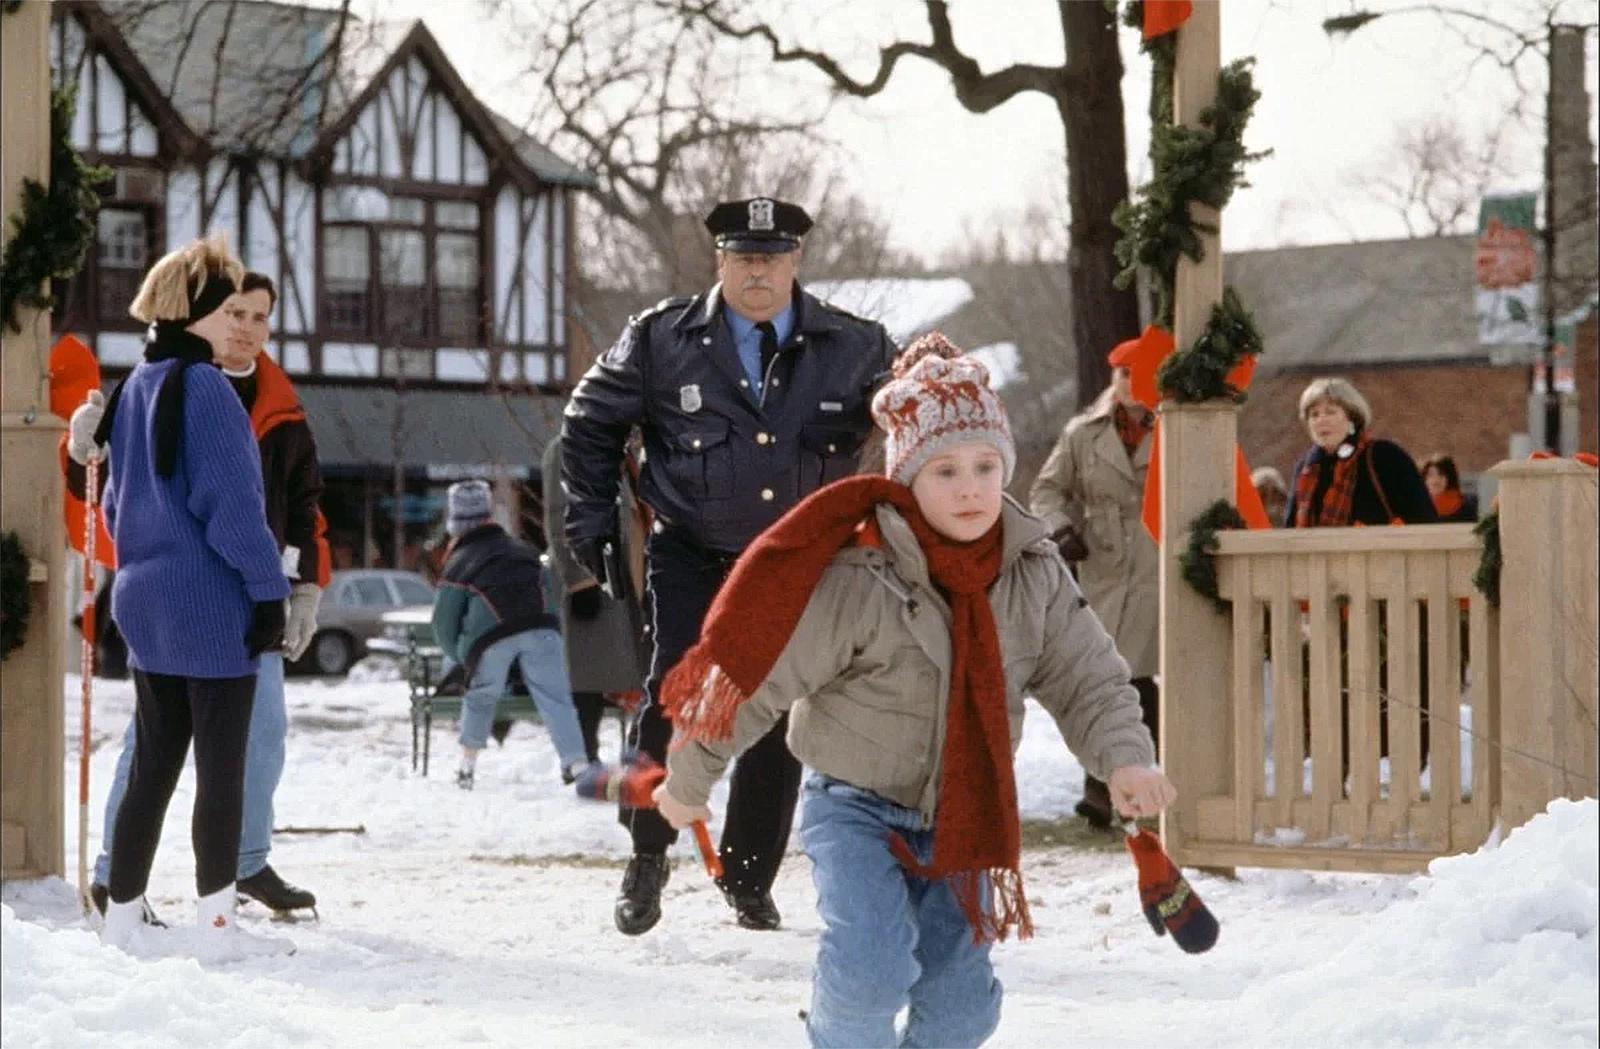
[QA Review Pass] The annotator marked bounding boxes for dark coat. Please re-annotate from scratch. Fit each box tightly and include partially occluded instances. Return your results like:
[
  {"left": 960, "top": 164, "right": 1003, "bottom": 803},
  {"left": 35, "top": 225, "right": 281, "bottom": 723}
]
[
  {"left": 561, "top": 284, "right": 896, "bottom": 556},
  {"left": 431, "top": 523, "right": 558, "bottom": 676},
  {"left": 541, "top": 435, "right": 650, "bottom": 694},
  {"left": 1284, "top": 437, "right": 1439, "bottom": 527}
]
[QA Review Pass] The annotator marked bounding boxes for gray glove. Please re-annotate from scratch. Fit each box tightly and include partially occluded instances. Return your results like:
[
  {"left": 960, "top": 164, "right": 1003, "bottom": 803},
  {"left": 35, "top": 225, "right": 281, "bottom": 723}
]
[
  {"left": 283, "top": 583, "right": 322, "bottom": 662},
  {"left": 68, "top": 390, "right": 106, "bottom": 465}
]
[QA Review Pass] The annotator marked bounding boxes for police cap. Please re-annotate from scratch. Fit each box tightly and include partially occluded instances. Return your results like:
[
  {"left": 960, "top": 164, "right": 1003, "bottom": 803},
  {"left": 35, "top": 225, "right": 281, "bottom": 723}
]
[{"left": 704, "top": 197, "right": 813, "bottom": 254}]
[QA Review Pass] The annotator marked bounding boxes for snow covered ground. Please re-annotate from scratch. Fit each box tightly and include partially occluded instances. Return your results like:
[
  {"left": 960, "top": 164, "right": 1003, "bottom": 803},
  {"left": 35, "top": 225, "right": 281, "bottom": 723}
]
[{"left": 3, "top": 669, "right": 1596, "bottom": 1048}]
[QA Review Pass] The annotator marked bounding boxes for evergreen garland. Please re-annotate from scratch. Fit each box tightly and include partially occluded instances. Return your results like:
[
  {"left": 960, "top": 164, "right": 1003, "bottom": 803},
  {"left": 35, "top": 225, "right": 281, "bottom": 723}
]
[
  {"left": 0, "top": 532, "right": 31, "bottom": 663},
  {"left": 1180, "top": 500, "right": 1247, "bottom": 614},
  {"left": 1113, "top": 58, "right": 1269, "bottom": 328},
  {"left": 1156, "top": 287, "right": 1263, "bottom": 402},
  {"left": 0, "top": 87, "right": 112, "bottom": 332},
  {"left": 1472, "top": 511, "right": 1501, "bottom": 608}
]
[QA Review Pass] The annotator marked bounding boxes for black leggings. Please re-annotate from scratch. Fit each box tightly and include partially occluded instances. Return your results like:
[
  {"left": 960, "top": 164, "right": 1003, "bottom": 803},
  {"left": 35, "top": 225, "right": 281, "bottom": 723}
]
[{"left": 109, "top": 670, "right": 255, "bottom": 903}]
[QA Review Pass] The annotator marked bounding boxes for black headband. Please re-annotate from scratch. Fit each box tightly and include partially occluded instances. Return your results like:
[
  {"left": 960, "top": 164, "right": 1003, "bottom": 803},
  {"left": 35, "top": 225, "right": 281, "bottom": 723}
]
[{"left": 188, "top": 272, "right": 237, "bottom": 323}]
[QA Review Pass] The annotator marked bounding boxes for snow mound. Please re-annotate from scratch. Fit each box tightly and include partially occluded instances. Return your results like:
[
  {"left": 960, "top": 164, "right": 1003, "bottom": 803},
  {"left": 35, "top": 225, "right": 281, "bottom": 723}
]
[{"left": 1231, "top": 797, "right": 1598, "bottom": 1047}]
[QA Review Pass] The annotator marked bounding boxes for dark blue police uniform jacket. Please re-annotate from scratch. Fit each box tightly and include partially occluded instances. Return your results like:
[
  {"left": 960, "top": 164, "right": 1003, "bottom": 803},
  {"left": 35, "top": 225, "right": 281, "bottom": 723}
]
[{"left": 561, "top": 283, "right": 896, "bottom": 556}]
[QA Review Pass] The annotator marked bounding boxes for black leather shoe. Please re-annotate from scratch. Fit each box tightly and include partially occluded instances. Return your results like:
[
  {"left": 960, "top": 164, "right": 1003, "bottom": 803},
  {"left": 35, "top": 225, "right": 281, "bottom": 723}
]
[
  {"left": 615, "top": 853, "right": 670, "bottom": 936},
  {"left": 728, "top": 888, "right": 781, "bottom": 931},
  {"left": 238, "top": 864, "right": 318, "bottom": 912}
]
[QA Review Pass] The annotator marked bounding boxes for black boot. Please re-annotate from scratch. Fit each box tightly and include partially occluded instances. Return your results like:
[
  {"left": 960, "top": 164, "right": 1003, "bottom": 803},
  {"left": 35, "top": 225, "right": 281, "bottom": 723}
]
[
  {"left": 238, "top": 865, "right": 318, "bottom": 914},
  {"left": 724, "top": 886, "right": 781, "bottom": 931},
  {"left": 614, "top": 853, "right": 670, "bottom": 936}
]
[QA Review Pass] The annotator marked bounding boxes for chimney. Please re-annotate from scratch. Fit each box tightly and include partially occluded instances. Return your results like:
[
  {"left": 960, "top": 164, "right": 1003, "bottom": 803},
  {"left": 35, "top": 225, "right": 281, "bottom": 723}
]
[{"left": 1550, "top": 25, "right": 1598, "bottom": 316}]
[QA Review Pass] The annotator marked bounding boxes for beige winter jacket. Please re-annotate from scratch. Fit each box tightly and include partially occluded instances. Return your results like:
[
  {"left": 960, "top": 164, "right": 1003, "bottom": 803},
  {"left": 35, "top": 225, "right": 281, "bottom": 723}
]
[
  {"left": 664, "top": 497, "right": 1155, "bottom": 821},
  {"left": 1028, "top": 397, "right": 1159, "bottom": 677}
]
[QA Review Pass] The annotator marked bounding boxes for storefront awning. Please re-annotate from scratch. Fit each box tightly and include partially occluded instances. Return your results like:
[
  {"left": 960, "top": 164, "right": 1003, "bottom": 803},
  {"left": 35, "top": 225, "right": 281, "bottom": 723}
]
[{"left": 296, "top": 385, "right": 563, "bottom": 479}]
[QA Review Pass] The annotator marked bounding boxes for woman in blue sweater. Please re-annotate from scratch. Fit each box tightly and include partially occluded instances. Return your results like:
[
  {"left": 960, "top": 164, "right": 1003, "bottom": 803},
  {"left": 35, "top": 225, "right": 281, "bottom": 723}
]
[{"left": 92, "top": 236, "right": 292, "bottom": 959}]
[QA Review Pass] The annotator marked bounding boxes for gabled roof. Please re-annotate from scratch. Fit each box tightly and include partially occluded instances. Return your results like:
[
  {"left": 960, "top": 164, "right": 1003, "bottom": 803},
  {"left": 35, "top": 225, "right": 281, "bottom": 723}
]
[
  {"left": 55, "top": 1, "right": 207, "bottom": 159},
  {"left": 91, "top": 0, "right": 591, "bottom": 190}
]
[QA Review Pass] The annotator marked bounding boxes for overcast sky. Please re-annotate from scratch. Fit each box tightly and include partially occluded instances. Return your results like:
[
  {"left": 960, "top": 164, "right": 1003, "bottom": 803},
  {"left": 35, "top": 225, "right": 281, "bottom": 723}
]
[{"left": 355, "top": 0, "right": 1599, "bottom": 262}]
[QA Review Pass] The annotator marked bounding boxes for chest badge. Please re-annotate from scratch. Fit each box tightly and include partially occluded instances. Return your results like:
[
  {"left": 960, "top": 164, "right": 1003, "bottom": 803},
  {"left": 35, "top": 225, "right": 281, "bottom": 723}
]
[{"left": 680, "top": 383, "right": 703, "bottom": 413}]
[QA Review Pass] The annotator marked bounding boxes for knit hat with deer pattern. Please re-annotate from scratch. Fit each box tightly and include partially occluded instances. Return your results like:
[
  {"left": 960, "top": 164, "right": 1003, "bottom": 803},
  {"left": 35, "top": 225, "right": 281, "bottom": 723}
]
[{"left": 870, "top": 333, "right": 1015, "bottom": 486}]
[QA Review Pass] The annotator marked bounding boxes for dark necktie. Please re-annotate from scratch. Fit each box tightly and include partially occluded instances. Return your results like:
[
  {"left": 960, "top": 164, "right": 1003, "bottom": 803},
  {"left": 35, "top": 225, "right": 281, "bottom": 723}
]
[{"left": 755, "top": 321, "right": 779, "bottom": 388}]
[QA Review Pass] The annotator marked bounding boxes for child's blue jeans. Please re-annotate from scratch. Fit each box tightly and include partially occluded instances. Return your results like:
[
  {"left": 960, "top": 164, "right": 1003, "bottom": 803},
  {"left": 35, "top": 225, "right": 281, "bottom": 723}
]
[{"left": 800, "top": 774, "right": 1003, "bottom": 1049}]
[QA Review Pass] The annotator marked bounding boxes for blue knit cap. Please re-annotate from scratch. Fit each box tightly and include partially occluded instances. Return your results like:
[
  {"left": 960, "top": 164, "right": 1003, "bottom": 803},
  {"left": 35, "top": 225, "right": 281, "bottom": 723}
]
[{"left": 446, "top": 480, "right": 493, "bottom": 537}]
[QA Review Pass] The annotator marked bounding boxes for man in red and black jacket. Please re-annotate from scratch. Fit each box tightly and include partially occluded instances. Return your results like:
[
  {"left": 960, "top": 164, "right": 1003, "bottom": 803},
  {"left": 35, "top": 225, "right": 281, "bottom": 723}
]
[{"left": 69, "top": 272, "right": 332, "bottom": 919}]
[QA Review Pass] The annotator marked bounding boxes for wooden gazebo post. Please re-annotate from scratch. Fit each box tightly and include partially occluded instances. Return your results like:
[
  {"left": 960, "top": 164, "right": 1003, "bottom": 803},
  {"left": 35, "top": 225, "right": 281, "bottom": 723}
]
[
  {"left": 1156, "top": 1, "right": 1237, "bottom": 866},
  {"left": 1, "top": 0, "right": 69, "bottom": 881}
]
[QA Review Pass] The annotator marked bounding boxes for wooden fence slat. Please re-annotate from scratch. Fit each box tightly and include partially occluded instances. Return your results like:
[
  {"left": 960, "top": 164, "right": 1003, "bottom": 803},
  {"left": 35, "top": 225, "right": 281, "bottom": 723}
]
[
  {"left": 1346, "top": 554, "right": 1378, "bottom": 845},
  {"left": 1469, "top": 591, "right": 1500, "bottom": 825},
  {"left": 1271, "top": 556, "right": 1302, "bottom": 829},
  {"left": 1388, "top": 555, "right": 1420, "bottom": 828},
  {"left": 1306, "top": 554, "right": 1340, "bottom": 839},
  {"left": 1231, "top": 558, "right": 1262, "bottom": 844},
  {"left": 1427, "top": 555, "right": 1460, "bottom": 849}
]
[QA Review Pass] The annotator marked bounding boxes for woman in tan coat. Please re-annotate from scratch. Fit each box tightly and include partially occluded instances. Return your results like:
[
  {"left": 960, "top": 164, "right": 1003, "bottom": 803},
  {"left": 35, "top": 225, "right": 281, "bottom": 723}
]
[{"left": 1028, "top": 344, "right": 1159, "bottom": 827}]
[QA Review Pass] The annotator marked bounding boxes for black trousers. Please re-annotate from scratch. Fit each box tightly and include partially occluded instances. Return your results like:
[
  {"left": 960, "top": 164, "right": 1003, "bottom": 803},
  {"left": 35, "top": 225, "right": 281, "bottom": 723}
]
[
  {"left": 625, "top": 527, "right": 803, "bottom": 896},
  {"left": 109, "top": 669, "right": 255, "bottom": 903},
  {"left": 1083, "top": 676, "right": 1160, "bottom": 807}
]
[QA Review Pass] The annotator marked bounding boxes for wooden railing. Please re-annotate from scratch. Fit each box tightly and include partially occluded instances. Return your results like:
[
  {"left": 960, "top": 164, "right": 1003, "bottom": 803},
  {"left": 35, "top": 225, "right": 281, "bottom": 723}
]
[
  {"left": 1195, "top": 524, "right": 1495, "bottom": 872},
  {"left": 1157, "top": 403, "right": 1598, "bottom": 876}
]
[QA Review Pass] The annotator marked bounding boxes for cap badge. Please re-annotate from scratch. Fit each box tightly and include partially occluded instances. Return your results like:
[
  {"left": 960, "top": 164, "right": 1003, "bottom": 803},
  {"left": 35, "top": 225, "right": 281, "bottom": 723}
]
[{"left": 748, "top": 198, "right": 775, "bottom": 232}]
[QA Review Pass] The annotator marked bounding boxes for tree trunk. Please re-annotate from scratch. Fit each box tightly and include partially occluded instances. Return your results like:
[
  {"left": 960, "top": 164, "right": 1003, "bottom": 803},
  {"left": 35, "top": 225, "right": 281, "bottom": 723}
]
[{"left": 1060, "top": 2, "right": 1140, "bottom": 409}]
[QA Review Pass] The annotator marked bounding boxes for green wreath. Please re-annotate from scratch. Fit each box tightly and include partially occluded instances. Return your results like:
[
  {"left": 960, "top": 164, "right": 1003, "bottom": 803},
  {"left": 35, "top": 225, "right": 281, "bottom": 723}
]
[
  {"left": 0, "top": 86, "right": 111, "bottom": 332},
  {"left": 0, "top": 532, "right": 31, "bottom": 662},
  {"left": 1156, "top": 287, "right": 1264, "bottom": 403},
  {"left": 1180, "top": 500, "right": 1247, "bottom": 614},
  {"left": 1472, "top": 511, "right": 1501, "bottom": 608}
]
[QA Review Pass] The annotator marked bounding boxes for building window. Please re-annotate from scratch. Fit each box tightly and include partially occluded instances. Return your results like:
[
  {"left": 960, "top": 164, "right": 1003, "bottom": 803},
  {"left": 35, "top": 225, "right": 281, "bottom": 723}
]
[
  {"left": 319, "top": 193, "right": 483, "bottom": 347},
  {"left": 324, "top": 226, "right": 371, "bottom": 335},
  {"left": 96, "top": 207, "right": 148, "bottom": 319}
]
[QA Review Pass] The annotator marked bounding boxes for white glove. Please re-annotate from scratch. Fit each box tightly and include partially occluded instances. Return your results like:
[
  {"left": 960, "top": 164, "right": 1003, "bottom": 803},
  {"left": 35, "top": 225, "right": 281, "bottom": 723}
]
[
  {"left": 283, "top": 583, "right": 322, "bottom": 662},
  {"left": 67, "top": 390, "right": 106, "bottom": 466}
]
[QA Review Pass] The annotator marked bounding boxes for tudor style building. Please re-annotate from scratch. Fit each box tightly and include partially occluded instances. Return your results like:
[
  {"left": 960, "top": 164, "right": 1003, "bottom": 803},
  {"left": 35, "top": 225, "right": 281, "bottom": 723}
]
[{"left": 50, "top": 1, "right": 595, "bottom": 567}]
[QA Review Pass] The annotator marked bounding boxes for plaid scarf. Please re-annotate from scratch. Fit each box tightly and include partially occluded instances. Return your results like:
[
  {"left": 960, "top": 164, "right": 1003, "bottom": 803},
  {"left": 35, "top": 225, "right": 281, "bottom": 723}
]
[
  {"left": 662, "top": 475, "right": 1032, "bottom": 943},
  {"left": 1293, "top": 431, "right": 1371, "bottom": 527},
  {"left": 1113, "top": 401, "right": 1154, "bottom": 454}
]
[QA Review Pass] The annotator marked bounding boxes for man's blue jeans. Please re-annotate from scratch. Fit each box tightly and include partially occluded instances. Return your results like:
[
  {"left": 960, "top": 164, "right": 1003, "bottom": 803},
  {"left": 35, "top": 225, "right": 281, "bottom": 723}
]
[
  {"left": 459, "top": 628, "right": 586, "bottom": 769},
  {"left": 94, "top": 652, "right": 285, "bottom": 886},
  {"left": 800, "top": 775, "right": 1003, "bottom": 1049}
]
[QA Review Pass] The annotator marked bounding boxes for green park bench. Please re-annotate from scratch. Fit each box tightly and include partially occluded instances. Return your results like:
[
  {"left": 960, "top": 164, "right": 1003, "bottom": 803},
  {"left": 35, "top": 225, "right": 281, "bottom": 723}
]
[{"left": 372, "top": 608, "right": 544, "bottom": 777}]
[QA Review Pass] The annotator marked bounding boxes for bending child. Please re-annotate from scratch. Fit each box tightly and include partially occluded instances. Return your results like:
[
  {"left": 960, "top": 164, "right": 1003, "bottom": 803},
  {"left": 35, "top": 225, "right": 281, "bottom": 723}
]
[{"left": 653, "top": 333, "right": 1175, "bottom": 1049}]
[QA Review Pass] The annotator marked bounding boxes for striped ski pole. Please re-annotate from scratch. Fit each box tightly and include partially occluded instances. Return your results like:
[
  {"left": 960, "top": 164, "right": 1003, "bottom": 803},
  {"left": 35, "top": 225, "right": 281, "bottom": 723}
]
[{"left": 77, "top": 455, "right": 99, "bottom": 918}]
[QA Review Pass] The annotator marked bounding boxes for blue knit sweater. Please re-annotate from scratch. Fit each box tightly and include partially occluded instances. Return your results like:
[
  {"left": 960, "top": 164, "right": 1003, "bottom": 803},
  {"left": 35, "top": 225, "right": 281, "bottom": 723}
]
[{"left": 105, "top": 359, "right": 290, "bottom": 678}]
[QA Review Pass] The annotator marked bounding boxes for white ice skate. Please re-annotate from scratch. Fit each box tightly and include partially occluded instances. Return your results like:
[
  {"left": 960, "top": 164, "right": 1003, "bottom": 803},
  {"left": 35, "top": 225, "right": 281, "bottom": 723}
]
[{"left": 191, "top": 886, "right": 296, "bottom": 962}]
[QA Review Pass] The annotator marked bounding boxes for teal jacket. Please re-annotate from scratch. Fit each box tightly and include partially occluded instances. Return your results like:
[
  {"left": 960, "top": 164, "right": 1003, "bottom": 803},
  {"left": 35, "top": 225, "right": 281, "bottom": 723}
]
[{"left": 430, "top": 523, "right": 557, "bottom": 674}]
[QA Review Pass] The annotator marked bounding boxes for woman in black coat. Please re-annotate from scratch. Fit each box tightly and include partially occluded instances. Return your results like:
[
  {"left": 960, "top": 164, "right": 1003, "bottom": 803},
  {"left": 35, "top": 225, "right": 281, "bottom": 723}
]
[
  {"left": 1283, "top": 377, "right": 1437, "bottom": 528},
  {"left": 1419, "top": 452, "right": 1479, "bottom": 523}
]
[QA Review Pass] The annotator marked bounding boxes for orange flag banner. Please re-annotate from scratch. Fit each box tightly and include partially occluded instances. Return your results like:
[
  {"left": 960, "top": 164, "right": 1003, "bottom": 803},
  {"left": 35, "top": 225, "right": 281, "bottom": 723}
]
[
  {"left": 1144, "top": 0, "right": 1194, "bottom": 40},
  {"left": 49, "top": 335, "right": 116, "bottom": 568}
]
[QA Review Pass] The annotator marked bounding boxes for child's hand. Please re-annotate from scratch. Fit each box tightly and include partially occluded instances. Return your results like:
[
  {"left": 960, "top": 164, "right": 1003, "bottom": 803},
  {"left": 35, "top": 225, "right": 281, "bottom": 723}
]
[
  {"left": 1107, "top": 766, "right": 1177, "bottom": 820},
  {"left": 653, "top": 781, "right": 712, "bottom": 830}
]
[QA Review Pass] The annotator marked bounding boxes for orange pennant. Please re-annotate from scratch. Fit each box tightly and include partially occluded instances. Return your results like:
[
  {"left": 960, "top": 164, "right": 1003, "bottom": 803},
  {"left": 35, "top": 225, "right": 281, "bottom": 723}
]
[
  {"left": 1142, "top": 432, "right": 1271, "bottom": 542},
  {"left": 1143, "top": 0, "right": 1193, "bottom": 40}
]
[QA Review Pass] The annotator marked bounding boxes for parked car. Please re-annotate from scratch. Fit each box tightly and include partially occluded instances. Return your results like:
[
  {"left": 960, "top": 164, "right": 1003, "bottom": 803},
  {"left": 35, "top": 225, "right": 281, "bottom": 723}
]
[{"left": 290, "top": 569, "right": 436, "bottom": 676}]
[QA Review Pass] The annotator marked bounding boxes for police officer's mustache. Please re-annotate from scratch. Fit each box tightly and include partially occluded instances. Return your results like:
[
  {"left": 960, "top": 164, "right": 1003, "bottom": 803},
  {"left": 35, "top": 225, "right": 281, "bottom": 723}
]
[{"left": 743, "top": 281, "right": 772, "bottom": 291}]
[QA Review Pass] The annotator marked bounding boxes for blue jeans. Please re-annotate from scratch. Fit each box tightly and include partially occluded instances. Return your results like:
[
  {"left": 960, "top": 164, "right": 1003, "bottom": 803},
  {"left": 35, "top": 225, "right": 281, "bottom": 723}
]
[
  {"left": 459, "top": 629, "right": 585, "bottom": 768},
  {"left": 801, "top": 775, "right": 1003, "bottom": 1049},
  {"left": 94, "top": 653, "right": 285, "bottom": 886}
]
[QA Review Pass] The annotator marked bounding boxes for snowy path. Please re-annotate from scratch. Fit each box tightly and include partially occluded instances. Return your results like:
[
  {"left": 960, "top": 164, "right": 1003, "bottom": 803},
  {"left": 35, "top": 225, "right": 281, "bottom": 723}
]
[{"left": 3, "top": 671, "right": 1595, "bottom": 1048}]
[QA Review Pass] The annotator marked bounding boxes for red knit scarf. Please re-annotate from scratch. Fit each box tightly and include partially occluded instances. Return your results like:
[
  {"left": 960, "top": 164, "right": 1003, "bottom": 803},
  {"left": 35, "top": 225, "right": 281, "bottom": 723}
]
[
  {"left": 1293, "top": 432, "right": 1371, "bottom": 527},
  {"left": 1432, "top": 488, "right": 1464, "bottom": 519},
  {"left": 661, "top": 475, "right": 1032, "bottom": 943}
]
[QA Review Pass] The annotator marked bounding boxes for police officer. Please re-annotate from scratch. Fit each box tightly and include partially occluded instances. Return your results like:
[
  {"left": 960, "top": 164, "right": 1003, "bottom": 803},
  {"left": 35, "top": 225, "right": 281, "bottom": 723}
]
[{"left": 562, "top": 197, "right": 895, "bottom": 936}]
